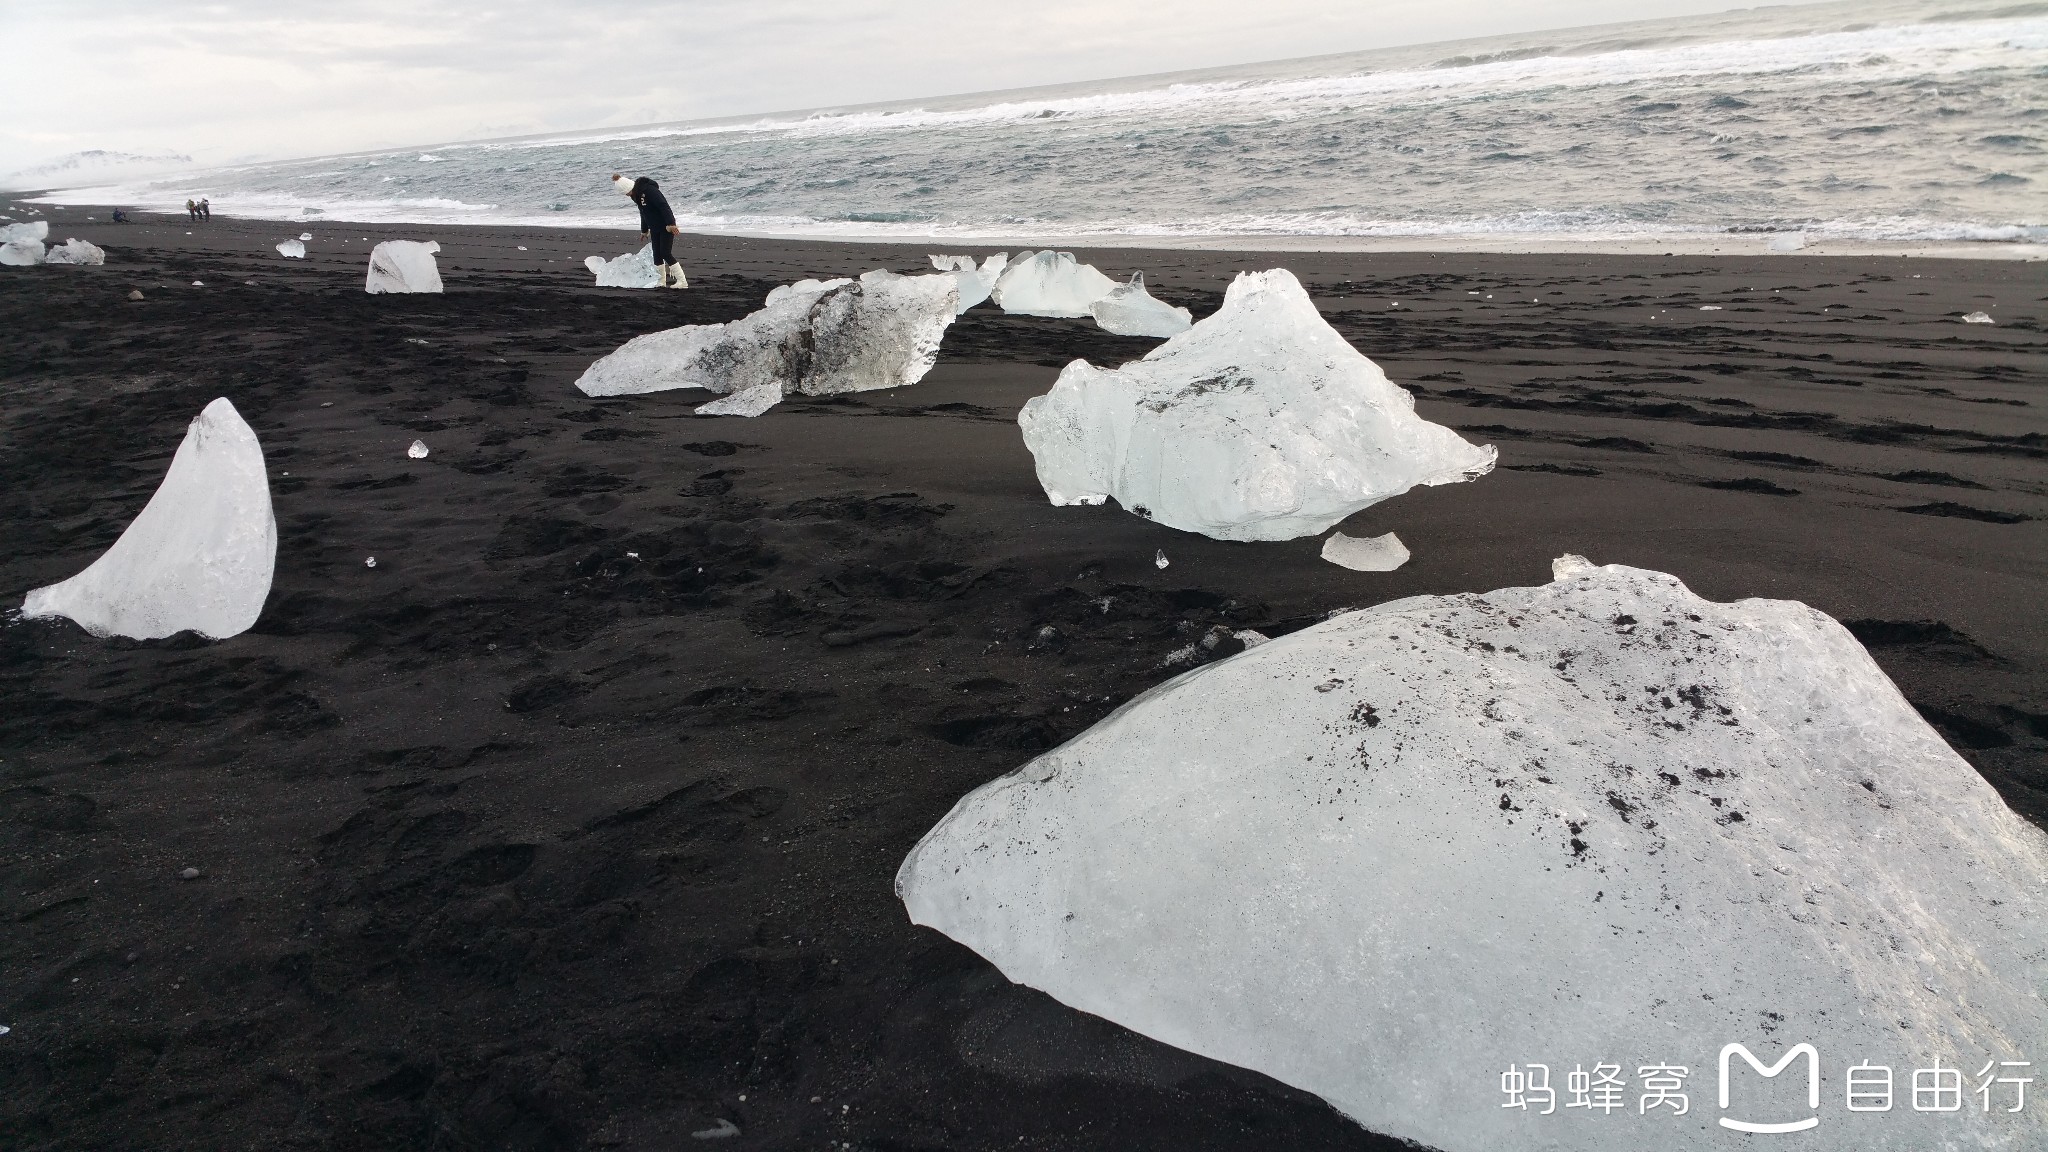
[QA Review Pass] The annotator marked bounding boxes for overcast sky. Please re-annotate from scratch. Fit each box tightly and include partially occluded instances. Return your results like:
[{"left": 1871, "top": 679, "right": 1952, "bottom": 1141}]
[{"left": 3, "top": 0, "right": 1793, "bottom": 173}]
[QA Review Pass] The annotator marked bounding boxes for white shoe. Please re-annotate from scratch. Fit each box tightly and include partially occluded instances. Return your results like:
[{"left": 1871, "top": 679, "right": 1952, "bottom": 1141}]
[
  {"left": 654, "top": 264, "right": 671, "bottom": 288},
  {"left": 668, "top": 264, "right": 688, "bottom": 289}
]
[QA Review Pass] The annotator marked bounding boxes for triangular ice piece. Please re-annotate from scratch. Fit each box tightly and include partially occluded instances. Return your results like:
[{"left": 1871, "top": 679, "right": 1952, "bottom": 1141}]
[{"left": 23, "top": 398, "right": 276, "bottom": 640}]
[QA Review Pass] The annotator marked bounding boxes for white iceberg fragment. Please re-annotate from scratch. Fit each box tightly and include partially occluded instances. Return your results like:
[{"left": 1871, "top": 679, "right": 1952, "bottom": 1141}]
[
  {"left": 41, "top": 238, "right": 105, "bottom": 266},
  {"left": 1090, "top": 271, "right": 1192, "bottom": 337},
  {"left": 991, "top": 250, "right": 1119, "bottom": 317},
  {"left": 1320, "top": 530, "right": 1408, "bottom": 571},
  {"left": 1766, "top": 232, "right": 1807, "bottom": 253},
  {"left": 299, "top": 232, "right": 313, "bottom": 241},
  {"left": 276, "top": 240, "right": 306, "bottom": 259},
  {"left": 22, "top": 398, "right": 276, "bottom": 640},
  {"left": 0, "top": 239, "right": 44, "bottom": 266},
  {"left": 584, "top": 243, "right": 661, "bottom": 289},
  {"left": 577, "top": 269, "right": 957, "bottom": 406},
  {"left": 928, "top": 252, "right": 1009, "bottom": 313},
  {"left": 695, "top": 380, "right": 783, "bottom": 418},
  {"left": 1018, "top": 269, "right": 1495, "bottom": 541},
  {"left": 898, "top": 557, "right": 2048, "bottom": 1152},
  {"left": 407, "top": 439, "right": 429, "bottom": 459},
  {"left": 1, "top": 220, "right": 50, "bottom": 245},
  {"left": 1961, "top": 311, "right": 1995, "bottom": 324},
  {"left": 364, "top": 240, "right": 443, "bottom": 294},
  {"left": 1153, "top": 549, "right": 1168, "bottom": 569}
]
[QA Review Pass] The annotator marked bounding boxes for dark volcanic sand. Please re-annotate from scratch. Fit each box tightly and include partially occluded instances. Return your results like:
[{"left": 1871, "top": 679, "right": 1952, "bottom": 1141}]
[{"left": 2, "top": 203, "right": 2044, "bottom": 1152}]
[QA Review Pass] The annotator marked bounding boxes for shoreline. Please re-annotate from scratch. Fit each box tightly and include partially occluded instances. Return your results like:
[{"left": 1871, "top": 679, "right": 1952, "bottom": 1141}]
[{"left": 10, "top": 193, "right": 2043, "bottom": 261}]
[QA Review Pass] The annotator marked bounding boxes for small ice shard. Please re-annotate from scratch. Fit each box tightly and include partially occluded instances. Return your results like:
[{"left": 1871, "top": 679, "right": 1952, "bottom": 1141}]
[
  {"left": 276, "top": 240, "right": 306, "bottom": 259},
  {"left": 365, "top": 557, "right": 377, "bottom": 568},
  {"left": 928, "top": 252, "right": 1009, "bottom": 313},
  {"left": 1090, "top": 272, "right": 1192, "bottom": 338},
  {"left": 991, "top": 250, "right": 1120, "bottom": 317},
  {"left": 191, "top": 281, "right": 204, "bottom": 287},
  {"left": 1961, "top": 311, "right": 1995, "bottom": 324},
  {"left": 1154, "top": 549, "right": 1169, "bottom": 569},
  {"left": 0, "top": 238, "right": 44, "bottom": 266},
  {"left": 1320, "top": 530, "right": 1409, "bottom": 572},
  {"left": 584, "top": 244, "right": 661, "bottom": 289},
  {"left": 127, "top": 289, "right": 143, "bottom": 301},
  {"left": 897, "top": 557, "right": 2048, "bottom": 1152},
  {"left": 21, "top": 398, "right": 276, "bottom": 640},
  {"left": 1551, "top": 552, "right": 1596, "bottom": 579},
  {"left": 1698, "top": 304, "right": 1722, "bottom": 311},
  {"left": 407, "top": 439, "right": 429, "bottom": 459},
  {"left": 364, "top": 240, "right": 444, "bottom": 294},
  {"left": 695, "top": 380, "right": 783, "bottom": 418},
  {"left": 691, "top": 1119, "right": 740, "bottom": 1140},
  {"left": 1019, "top": 269, "right": 1496, "bottom": 541},
  {"left": 1766, "top": 232, "right": 1807, "bottom": 253},
  {"left": 578, "top": 270, "right": 957, "bottom": 400},
  {"left": 517, "top": 245, "right": 527, "bottom": 251},
  {"left": 1233, "top": 629, "right": 1270, "bottom": 648},
  {"left": 299, "top": 232, "right": 313, "bottom": 241}
]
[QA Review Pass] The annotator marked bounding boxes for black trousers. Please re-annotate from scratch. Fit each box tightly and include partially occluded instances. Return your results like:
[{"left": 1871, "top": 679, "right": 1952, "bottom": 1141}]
[{"left": 650, "top": 229, "right": 674, "bottom": 265}]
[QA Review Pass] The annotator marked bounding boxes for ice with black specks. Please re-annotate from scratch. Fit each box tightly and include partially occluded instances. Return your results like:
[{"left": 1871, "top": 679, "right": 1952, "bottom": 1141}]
[
  {"left": 898, "top": 554, "right": 2048, "bottom": 1151},
  {"left": 576, "top": 269, "right": 957, "bottom": 406}
]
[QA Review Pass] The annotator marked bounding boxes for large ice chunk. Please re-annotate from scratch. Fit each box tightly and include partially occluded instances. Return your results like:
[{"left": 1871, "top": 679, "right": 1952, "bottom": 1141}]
[
  {"left": 0, "top": 221, "right": 49, "bottom": 245},
  {"left": 584, "top": 243, "right": 661, "bottom": 288},
  {"left": 22, "top": 398, "right": 276, "bottom": 640},
  {"left": 1019, "top": 269, "right": 1494, "bottom": 541},
  {"left": 928, "top": 252, "right": 1009, "bottom": 313},
  {"left": 1089, "top": 271, "right": 1191, "bottom": 337},
  {"left": 898, "top": 558, "right": 2048, "bottom": 1152},
  {"left": 991, "top": 250, "right": 1119, "bottom": 317},
  {"left": 276, "top": 239, "right": 306, "bottom": 259},
  {"left": 577, "top": 269, "right": 957, "bottom": 408},
  {"left": 364, "top": 240, "right": 443, "bottom": 294},
  {"left": 43, "top": 238, "right": 106, "bottom": 266},
  {"left": 0, "top": 239, "right": 46, "bottom": 266}
]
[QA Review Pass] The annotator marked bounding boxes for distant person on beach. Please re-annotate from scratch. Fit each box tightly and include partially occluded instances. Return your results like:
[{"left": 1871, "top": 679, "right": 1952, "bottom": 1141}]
[
  {"left": 111, "top": 208, "right": 127, "bottom": 223},
  {"left": 186, "top": 199, "right": 198, "bottom": 223},
  {"left": 199, "top": 198, "right": 211, "bottom": 221},
  {"left": 614, "top": 173, "right": 685, "bottom": 289}
]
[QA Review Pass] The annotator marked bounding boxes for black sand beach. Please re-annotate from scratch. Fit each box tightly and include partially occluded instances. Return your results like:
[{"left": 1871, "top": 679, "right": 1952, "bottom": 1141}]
[{"left": 3, "top": 203, "right": 2043, "bottom": 1151}]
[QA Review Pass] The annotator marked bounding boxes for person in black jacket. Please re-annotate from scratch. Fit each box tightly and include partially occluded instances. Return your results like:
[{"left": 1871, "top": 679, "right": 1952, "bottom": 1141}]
[{"left": 613, "top": 173, "right": 686, "bottom": 288}]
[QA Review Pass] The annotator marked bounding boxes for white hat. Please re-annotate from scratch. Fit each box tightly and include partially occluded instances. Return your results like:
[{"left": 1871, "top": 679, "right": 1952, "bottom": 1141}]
[{"left": 613, "top": 174, "right": 634, "bottom": 192}]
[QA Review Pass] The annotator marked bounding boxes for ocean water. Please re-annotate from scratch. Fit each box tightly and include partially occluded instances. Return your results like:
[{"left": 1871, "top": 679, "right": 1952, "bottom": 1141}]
[{"left": 27, "top": 0, "right": 2048, "bottom": 245}]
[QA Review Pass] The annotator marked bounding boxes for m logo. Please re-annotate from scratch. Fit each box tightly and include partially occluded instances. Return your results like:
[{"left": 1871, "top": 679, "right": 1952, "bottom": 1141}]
[{"left": 1718, "top": 1043, "right": 1821, "bottom": 1133}]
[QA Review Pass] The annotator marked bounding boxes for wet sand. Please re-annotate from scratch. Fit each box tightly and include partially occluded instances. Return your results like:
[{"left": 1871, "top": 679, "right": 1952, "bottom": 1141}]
[{"left": 2, "top": 202, "right": 2043, "bottom": 1151}]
